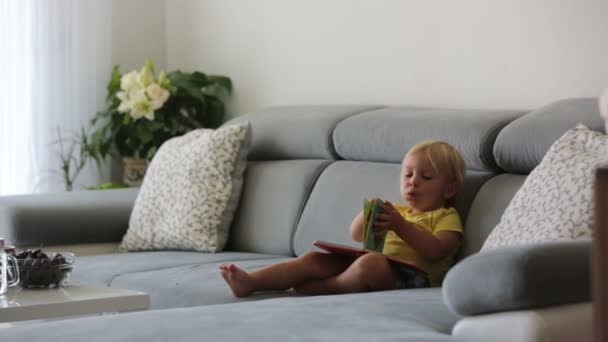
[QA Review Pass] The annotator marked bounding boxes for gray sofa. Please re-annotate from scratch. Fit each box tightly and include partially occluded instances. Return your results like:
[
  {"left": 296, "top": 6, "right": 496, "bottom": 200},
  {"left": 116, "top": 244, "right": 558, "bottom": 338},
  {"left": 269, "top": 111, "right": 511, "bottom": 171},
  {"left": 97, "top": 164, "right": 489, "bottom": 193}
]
[{"left": 0, "top": 98, "right": 601, "bottom": 342}]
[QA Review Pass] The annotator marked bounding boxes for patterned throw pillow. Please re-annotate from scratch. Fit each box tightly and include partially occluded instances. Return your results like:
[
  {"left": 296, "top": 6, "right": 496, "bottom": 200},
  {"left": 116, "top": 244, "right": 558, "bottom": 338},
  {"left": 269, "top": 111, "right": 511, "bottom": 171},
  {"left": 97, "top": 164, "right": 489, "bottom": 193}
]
[
  {"left": 120, "top": 122, "right": 251, "bottom": 252},
  {"left": 482, "top": 124, "right": 608, "bottom": 252}
]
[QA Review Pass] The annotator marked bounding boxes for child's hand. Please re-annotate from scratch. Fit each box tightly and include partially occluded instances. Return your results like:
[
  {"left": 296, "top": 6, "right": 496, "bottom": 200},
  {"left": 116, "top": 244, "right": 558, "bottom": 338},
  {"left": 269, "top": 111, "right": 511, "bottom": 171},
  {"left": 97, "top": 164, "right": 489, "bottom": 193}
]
[{"left": 374, "top": 201, "right": 406, "bottom": 235}]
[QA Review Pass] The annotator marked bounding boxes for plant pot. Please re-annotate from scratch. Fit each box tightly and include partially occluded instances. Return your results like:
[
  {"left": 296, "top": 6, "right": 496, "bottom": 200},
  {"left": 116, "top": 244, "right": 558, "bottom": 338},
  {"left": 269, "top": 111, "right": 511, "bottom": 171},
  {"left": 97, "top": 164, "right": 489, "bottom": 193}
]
[{"left": 122, "top": 157, "right": 148, "bottom": 187}]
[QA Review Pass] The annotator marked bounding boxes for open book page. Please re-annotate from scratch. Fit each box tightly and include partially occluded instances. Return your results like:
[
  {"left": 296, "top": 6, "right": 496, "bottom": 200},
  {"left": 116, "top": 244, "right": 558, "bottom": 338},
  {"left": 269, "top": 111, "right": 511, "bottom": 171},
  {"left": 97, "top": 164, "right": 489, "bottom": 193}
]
[{"left": 312, "top": 240, "right": 427, "bottom": 275}]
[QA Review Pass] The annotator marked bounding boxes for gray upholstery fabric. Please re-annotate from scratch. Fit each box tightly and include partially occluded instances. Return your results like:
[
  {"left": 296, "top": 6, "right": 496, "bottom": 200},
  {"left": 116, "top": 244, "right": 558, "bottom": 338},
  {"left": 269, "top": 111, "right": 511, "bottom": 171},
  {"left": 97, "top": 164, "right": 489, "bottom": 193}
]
[
  {"left": 494, "top": 98, "right": 606, "bottom": 174},
  {"left": 293, "top": 161, "right": 495, "bottom": 256},
  {"left": 332, "top": 107, "right": 523, "bottom": 171},
  {"left": 71, "top": 251, "right": 281, "bottom": 286},
  {"left": 227, "top": 160, "right": 330, "bottom": 256},
  {"left": 459, "top": 174, "right": 526, "bottom": 259},
  {"left": 442, "top": 240, "right": 591, "bottom": 316},
  {"left": 0, "top": 188, "right": 138, "bottom": 246},
  {"left": 227, "top": 105, "right": 383, "bottom": 160},
  {"left": 111, "top": 256, "right": 294, "bottom": 308},
  {"left": 0, "top": 289, "right": 460, "bottom": 342}
]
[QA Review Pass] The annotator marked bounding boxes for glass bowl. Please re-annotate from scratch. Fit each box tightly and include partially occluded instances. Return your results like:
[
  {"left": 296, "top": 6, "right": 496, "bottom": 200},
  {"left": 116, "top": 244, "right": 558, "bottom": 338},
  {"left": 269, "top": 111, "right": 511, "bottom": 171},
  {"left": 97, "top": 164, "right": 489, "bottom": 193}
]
[{"left": 15, "top": 251, "right": 75, "bottom": 288}]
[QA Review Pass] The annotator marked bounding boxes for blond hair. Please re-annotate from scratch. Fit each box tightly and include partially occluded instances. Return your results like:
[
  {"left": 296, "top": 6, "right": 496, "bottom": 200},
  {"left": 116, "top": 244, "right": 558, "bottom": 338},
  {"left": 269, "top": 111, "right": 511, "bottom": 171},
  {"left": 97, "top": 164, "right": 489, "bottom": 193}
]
[{"left": 405, "top": 140, "right": 466, "bottom": 205}]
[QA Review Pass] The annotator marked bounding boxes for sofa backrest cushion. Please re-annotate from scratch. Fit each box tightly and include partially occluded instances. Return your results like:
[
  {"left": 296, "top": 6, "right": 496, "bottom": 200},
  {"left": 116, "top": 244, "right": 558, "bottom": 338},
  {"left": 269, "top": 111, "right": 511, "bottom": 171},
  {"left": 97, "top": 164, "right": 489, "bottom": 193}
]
[
  {"left": 459, "top": 174, "right": 526, "bottom": 258},
  {"left": 226, "top": 160, "right": 330, "bottom": 256},
  {"left": 493, "top": 98, "right": 606, "bottom": 174},
  {"left": 292, "top": 161, "right": 495, "bottom": 256},
  {"left": 227, "top": 105, "right": 383, "bottom": 160},
  {"left": 0, "top": 188, "right": 138, "bottom": 246},
  {"left": 332, "top": 107, "right": 523, "bottom": 171}
]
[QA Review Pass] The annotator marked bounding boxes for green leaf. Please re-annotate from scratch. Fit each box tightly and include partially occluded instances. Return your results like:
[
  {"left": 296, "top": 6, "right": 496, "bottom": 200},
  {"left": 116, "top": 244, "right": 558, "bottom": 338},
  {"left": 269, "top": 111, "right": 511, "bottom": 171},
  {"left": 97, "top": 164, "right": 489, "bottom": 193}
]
[
  {"left": 144, "top": 58, "right": 155, "bottom": 75},
  {"left": 136, "top": 123, "right": 153, "bottom": 144},
  {"left": 123, "top": 114, "right": 132, "bottom": 125},
  {"left": 190, "top": 71, "right": 209, "bottom": 87},
  {"left": 145, "top": 119, "right": 164, "bottom": 131},
  {"left": 88, "top": 182, "right": 128, "bottom": 190},
  {"left": 146, "top": 146, "right": 157, "bottom": 160},
  {"left": 168, "top": 72, "right": 205, "bottom": 102},
  {"left": 107, "top": 65, "right": 121, "bottom": 100},
  {"left": 201, "top": 83, "right": 230, "bottom": 102},
  {"left": 204, "top": 98, "right": 226, "bottom": 128},
  {"left": 207, "top": 75, "right": 232, "bottom": 93}
]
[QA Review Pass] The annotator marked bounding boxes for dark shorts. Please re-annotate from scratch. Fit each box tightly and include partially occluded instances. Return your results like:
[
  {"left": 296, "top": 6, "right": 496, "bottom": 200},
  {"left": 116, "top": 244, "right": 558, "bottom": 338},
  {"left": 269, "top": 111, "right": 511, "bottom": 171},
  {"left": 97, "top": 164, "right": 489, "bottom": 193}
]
[{"left": 390, "top": 264, "right": 430, "bottom": 289}]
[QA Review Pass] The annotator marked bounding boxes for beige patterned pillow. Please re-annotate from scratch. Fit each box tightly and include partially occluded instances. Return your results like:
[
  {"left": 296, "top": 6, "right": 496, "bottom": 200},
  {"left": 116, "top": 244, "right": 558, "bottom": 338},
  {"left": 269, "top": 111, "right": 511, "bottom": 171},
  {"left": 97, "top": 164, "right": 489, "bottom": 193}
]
[
  {"left": 482, "top": 124, "right": 608, "bottom": 251},
  {"left": 120, "top": 122, "right": 251, "bottom": 252}
]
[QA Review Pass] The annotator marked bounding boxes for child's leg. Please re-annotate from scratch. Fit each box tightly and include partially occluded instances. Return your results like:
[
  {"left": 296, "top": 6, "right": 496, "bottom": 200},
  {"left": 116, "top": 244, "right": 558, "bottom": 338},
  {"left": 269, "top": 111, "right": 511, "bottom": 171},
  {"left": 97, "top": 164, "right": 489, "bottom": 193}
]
[
  {"left": 219, "top": 251, "right": 353, "bottom": 297},
  {"left": 293, "top": 252, "right": 397, "bottom": 295}
]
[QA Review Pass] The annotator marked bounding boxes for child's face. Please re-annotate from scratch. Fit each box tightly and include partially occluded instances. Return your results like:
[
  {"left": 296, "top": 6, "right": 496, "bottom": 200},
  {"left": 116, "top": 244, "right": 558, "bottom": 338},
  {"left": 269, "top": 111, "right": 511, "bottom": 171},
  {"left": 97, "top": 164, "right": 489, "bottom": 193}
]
[{"left": 400, "top": 150, "right": 457, "bottom": 213}]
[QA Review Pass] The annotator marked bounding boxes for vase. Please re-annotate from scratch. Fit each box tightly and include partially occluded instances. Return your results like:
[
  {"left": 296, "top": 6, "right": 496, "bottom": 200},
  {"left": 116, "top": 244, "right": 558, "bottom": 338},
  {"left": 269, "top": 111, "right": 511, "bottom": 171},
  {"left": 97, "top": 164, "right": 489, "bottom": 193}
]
[{"left": 122, "top": 157, "right": 148, "bottom": 187}]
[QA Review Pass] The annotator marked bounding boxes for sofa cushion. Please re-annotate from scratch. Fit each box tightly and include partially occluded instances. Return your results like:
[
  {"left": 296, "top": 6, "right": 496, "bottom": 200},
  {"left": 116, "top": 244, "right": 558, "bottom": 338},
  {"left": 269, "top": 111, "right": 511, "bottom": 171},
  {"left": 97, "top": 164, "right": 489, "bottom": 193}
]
[
  {"left": 228, "top": 105, "right": 383, "bottom": 160},
  {"left": 482, "top": 124, "right": 607, "bottom": 252},
  {"left": 459, "top": 174, "right": 526, "bottom": 258},
  {"left": 226, "top": 160, "right": 331, "bottom": 256},
  {"left": 442, "top": 240, "right": 591, "bottom": 316},
  {"left": 110, "top": 256, "right": 294, "bottom": 309},
  {"left": 71, "top": 251, "right": 280, "bottom": 286},
  {"left": 494, "top": 98, "right": 606, "bottom": 173},
  {"left": 293, "top": 161, "right": 495, "bottom": 257},
  {"left": 121, "top": 122, "right": 251, "bottom": 252},
  {"left": 0, "top": 188, "right": 138, "bottom": 247},
  {"left": 0, "top": 288, "right": 460, "bottom": 342},
  {"left": 332, "top": 107, "right": 523, "bottom": 171}
]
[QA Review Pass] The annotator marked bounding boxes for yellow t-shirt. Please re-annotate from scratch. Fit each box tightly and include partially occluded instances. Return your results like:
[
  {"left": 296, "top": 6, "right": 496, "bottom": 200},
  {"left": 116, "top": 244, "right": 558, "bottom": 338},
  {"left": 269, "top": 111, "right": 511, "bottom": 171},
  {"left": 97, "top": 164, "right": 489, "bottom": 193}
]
[{"left": 382, "top": 204, "right": 463, "bottom": 287}]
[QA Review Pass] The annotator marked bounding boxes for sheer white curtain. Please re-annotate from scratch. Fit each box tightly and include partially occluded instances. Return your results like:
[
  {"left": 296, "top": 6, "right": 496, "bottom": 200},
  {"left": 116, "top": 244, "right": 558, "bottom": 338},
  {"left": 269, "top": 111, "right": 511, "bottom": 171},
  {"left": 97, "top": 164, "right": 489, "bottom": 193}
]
[{"left": 0, "top": 0, "right": 112, "bottom": 195}]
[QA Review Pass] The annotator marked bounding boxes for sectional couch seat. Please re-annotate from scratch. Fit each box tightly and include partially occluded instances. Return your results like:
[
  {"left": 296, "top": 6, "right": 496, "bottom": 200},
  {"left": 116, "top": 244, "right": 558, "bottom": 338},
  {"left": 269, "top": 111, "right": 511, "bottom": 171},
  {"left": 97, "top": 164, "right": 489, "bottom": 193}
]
[{"left": 0, "top": 98, "right": 601, "bottom": 342}]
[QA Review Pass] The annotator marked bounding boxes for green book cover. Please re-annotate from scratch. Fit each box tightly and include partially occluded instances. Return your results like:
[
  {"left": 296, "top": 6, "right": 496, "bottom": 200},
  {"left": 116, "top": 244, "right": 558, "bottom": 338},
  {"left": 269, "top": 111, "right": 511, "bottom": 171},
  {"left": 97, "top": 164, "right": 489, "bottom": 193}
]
[{"left": 363, "top": 198, "right": 386, "bottom": 252}]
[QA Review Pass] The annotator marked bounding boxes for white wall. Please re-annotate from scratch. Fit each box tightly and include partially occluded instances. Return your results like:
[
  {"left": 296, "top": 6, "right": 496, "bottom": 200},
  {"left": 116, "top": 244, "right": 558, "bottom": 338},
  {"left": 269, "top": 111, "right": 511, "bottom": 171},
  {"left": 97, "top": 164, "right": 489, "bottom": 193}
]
[
  {"left": 112, "top": 0, "right": 167, "bottom": 72},
  {"left": 166, "top": 0, "right": 608, "bottom": 117}
]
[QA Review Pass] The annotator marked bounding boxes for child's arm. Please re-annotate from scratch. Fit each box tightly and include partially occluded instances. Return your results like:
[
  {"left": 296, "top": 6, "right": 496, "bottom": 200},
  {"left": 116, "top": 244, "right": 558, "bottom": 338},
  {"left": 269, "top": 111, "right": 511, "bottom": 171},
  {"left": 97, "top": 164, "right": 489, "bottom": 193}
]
[
  {"left": 374, "top": 202, "right": 461, "bottom": 261},
  {"left": 349, "top": 211, "right": 365, "bottom": 242}
]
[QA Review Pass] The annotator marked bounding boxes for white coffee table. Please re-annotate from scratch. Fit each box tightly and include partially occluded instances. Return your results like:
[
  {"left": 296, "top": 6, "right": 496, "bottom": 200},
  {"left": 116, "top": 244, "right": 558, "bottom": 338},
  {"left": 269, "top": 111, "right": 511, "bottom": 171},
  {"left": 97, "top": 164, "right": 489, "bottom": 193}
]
[{"left": 0, "top": 282, "right": 150, "bottom": 323}]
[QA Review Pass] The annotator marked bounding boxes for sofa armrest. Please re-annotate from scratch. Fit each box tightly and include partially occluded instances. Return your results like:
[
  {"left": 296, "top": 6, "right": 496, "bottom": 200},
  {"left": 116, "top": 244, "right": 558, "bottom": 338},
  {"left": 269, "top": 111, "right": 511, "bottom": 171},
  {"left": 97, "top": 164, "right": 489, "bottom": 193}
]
[
  {"left": 0, "top": 188, "right": 139, "bottom": 247},
  {"left": 442, "top": 240, "right": 591, "bottom": 316},
  {"left": 452, "top": 302, "right": 592, "bottom": 342}
]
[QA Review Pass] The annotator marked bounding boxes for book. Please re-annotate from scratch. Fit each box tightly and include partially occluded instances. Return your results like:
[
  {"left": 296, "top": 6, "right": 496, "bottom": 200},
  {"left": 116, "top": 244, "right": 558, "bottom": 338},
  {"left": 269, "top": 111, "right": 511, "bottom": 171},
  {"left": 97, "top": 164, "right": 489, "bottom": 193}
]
[
  {"left": 363, "top": 198, "right": 386, "bottom": 252},
  {"left": 313, "top": 240, "right": 426, "bottom": 275},
  {"left": 313, "top": 198, "right": 427, "bottom": 275}
]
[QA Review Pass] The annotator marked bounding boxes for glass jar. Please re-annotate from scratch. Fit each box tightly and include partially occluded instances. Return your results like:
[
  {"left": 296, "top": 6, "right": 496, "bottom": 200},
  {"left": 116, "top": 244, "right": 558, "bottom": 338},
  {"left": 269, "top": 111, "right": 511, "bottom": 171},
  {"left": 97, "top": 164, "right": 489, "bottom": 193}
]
[{"left": 0, "top": 239, "right": 20, "bottom": 295}]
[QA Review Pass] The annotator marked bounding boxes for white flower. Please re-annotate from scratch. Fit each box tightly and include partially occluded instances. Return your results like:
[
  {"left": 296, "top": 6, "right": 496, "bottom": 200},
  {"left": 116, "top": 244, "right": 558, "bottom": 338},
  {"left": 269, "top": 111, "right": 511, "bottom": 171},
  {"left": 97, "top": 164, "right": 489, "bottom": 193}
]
[
  {"left": 128, "top": 90, "right": 154, "bottom": 120},
  {"left": 121, "top": 71, "right": 142, "bottom": 93},
  {"left": 116, "top": 65, "right": 172, "bottom": 121},
  {"left": 146, "top": 83, "right": 170, "bottom": 110},
  {"left": 116, "top": 91, "right": 128, "bottom": 112},
  {"left": 131, "top": 100, "right": 154, "bottom": 121}
]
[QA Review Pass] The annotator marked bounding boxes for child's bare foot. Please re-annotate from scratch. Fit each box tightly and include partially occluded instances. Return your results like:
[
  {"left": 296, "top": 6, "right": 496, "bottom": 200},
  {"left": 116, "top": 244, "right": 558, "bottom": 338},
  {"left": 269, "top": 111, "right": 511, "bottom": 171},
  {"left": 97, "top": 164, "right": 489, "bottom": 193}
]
[{"left": 218, "top": 263, "right": 254, "bottom": 297}]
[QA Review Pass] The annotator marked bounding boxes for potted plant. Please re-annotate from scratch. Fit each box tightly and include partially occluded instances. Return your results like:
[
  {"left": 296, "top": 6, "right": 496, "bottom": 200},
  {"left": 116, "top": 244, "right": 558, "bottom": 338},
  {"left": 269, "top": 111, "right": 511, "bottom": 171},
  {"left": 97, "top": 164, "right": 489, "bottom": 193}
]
[{"left": 88, "top": 59, "right": 232, "bottom": 186}]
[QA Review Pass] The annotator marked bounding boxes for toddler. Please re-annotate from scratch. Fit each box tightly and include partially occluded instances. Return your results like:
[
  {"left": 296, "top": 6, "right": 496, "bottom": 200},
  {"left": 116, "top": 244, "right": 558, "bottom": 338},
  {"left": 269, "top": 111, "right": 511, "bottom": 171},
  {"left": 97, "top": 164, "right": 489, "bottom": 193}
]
[{"left": 219, "top": 140, "right": 466, "bottom": 296}]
